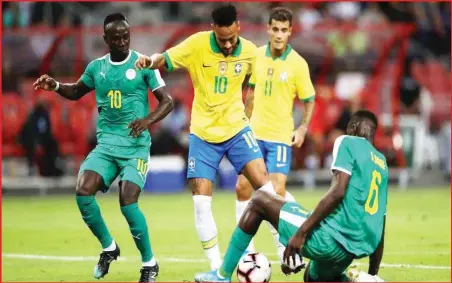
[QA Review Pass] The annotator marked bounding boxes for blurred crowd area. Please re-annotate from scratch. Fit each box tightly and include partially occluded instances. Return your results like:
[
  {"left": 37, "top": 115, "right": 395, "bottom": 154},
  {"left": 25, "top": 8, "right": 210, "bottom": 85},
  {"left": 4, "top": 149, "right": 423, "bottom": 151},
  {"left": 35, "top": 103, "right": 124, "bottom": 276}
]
[{"left": 2, "top": 2, "right": 450, "bottom": 178}]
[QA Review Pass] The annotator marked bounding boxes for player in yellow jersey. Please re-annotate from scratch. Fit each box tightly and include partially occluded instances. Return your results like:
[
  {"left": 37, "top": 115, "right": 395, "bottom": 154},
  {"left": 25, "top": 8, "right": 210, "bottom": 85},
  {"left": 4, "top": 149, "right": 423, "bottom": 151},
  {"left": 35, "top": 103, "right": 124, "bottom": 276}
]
[
  {"left": 235, "top": 7, "right": 316, "bottom": 269},
  {"left": 135, "top": 4, "right": 277, "bottom": 270}
]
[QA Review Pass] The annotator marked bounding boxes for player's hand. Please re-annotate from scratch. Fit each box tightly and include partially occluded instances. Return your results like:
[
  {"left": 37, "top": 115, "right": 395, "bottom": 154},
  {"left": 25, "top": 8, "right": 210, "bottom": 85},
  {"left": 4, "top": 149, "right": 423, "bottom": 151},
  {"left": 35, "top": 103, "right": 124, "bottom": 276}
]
[
  {"left": 135, "top": 55, "right": 153, "bottom": 70},
  {"left": 33, "top": 74, "right": 57, "bottom": 91},
  {"left": 283, "top": 232, "right": 306, "bottom": 274},
  {"left": 291, "top": 125, "right": 308, "bottom": 148},
  {"left": 280, "top": 260, "right": 305, "bottom": 276},
  {"left": 127, "top": 118, "right": 150, "bottom": 138}
]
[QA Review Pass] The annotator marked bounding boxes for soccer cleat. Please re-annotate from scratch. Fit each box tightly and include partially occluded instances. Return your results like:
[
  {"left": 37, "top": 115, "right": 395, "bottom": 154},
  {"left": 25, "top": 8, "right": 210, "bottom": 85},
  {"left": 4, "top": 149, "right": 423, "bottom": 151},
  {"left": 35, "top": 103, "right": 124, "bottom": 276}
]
[
  {"left": 346, "top": 265, "right": 384, "bottom": 282},
  {"left": 194, "top": 270, "right": 231, "bottom": 282},
  {"left": 93, "top": 245, "right": 120, "bottom": 279},
  {"left": 139, "top": 263, "right": 159, "bottom": 282},
  {"left": 346, "top": 265, "right": 361, "bottom": 282}
]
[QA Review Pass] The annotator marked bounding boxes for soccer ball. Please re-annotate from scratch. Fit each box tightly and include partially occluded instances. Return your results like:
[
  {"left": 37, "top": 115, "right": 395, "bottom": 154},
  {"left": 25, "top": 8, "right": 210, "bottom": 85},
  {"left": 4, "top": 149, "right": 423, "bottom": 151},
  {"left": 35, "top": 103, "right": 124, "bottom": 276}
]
[{"left": 237, "top": 252, "right": 272, "bottom": 282}]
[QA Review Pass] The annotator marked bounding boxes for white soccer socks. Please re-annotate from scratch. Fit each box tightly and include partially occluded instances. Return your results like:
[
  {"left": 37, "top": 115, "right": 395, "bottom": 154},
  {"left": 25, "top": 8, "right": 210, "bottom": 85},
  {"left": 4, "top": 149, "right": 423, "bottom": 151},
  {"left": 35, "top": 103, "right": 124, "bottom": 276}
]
[
  {"left": 257, "top": 181, "right": 277, "bottom": 195},
  {"left": 103, "top": 240, "right": 117, "bottom": 252},
  {"left": 193, "top": 195, "right": 222, "bottom": 270},
  {"left": 142, "top": 257, "right": 157, "bottom": 267}
]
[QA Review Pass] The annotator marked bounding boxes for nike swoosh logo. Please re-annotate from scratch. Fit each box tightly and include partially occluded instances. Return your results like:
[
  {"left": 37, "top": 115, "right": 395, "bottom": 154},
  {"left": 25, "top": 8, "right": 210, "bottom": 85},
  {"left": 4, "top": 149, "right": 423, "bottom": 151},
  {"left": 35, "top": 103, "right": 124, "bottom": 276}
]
[
  {"left": 202, "top": 64, "right": 213, "bottom": 68},
  {"left": 253, "top": 148, "right": 259, "bottom": 153},
  {"left": 276, "top": 163, "right": 286, "bottom": 167}
]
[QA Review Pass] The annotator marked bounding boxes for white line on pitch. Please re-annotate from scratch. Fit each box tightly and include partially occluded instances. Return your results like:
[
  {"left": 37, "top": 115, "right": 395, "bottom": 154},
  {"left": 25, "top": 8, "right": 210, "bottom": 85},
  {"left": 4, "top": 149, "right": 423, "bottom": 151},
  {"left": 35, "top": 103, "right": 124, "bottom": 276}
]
[{"left": 2, "top": 253, "right": 450, "bottom": 270}]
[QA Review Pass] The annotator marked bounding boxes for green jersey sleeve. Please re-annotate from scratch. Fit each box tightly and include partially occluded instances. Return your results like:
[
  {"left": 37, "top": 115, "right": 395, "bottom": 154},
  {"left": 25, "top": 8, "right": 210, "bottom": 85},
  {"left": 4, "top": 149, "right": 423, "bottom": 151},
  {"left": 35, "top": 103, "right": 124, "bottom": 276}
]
[
  {"left": 80, "top": 60, "right": 97, "bottom": 89},
  {"left": 331, "top": 135, "right": 354, "bottom": 175},
  {"left": 145, "top": 69, "right": 166, "bottom": 92}
]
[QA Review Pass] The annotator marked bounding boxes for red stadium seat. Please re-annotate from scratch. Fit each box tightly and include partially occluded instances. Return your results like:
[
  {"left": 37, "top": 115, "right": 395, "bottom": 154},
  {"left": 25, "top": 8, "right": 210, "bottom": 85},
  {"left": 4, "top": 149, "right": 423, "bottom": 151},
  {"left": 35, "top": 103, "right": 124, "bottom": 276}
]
[
  {"left": 67, "top": 105, "right": 93, "bottom": 157},
  {"left": 2, "top": 143, "right": 25, "bottom": 157},
  {"left": 2, "top": 95, "right": 27, "bottom": 144}
]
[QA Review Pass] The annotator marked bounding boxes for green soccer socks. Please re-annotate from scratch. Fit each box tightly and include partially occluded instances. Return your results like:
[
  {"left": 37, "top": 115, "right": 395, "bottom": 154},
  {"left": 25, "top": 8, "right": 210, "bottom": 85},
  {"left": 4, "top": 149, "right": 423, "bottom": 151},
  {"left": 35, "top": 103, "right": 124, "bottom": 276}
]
[
  {"left": 76, "top": 196, "right": 113, "bottom": 249},
  {"left": 219, "top": 227, "right": 254, "bottom": 278},
  {"left": 121, "top": 203, "right": 154, "bottom": 263}
]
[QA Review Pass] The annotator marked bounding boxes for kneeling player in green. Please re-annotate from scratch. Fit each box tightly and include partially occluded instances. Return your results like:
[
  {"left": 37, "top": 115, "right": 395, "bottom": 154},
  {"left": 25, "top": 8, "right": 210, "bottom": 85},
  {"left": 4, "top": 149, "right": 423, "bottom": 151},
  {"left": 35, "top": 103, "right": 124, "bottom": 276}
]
[
  {"left": 194, "top": 110, "right": 388, "bottom": 282},
  {"left": 33, "top": 13, "right": 174, "bottom": 282}
]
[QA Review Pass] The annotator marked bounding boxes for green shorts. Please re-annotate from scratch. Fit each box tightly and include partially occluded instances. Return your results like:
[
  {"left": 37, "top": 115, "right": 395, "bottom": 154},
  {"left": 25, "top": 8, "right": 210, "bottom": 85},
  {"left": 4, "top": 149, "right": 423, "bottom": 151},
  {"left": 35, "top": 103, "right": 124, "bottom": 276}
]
[
  {"left": 78, "top": 146, "right": 150, "bottom": 192},
  {"left": 278, "top": 202, "right": 354, "bottom": 281}
]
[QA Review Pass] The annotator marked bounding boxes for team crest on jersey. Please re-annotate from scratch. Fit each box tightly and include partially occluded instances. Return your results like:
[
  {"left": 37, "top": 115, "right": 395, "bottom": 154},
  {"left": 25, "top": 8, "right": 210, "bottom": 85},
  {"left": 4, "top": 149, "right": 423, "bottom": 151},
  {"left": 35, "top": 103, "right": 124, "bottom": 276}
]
[
  {"left": 126, "top": 69, "right": 136, "bottom": 80},
  {"left": 188, "top": 157, "right": 196, "bottom": 171},
  {"left": 267, "top": 68, "right": 274, "bottom": 78},
  {"left": 219, "top": 61, "right": 228, "bottom": 75},
  {"left": 280, "top": 71, "right": 288, "bottom": 82},
  {"left": 234, "top": 63, "right": 243, "bottom": 76}
]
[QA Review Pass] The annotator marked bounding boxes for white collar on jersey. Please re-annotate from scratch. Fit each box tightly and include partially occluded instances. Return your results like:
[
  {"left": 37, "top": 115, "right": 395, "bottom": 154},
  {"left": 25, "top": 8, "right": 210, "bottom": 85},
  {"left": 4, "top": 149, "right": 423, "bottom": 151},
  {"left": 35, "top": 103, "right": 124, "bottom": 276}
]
[{"left": 109, "top": 50, "right": 132, "bottom": 65}]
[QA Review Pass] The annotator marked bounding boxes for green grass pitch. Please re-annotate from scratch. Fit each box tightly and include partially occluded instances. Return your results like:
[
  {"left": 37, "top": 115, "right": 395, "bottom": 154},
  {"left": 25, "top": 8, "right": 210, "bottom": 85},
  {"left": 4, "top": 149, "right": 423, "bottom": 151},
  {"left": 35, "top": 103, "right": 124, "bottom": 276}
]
[{"left": 2, "top": 187, "right": 450, "bottom": 282}]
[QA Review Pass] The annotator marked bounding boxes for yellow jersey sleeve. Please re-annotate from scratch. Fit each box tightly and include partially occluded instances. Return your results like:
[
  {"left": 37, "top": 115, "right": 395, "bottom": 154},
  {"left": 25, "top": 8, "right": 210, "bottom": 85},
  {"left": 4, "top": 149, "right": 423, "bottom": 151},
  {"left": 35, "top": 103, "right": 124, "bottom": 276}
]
[
  {"left": 295, "top": 58, "right": 315, "bottom": 101},
  {"left": 163, "top": 32, "right": 202, "bottom": 71}
]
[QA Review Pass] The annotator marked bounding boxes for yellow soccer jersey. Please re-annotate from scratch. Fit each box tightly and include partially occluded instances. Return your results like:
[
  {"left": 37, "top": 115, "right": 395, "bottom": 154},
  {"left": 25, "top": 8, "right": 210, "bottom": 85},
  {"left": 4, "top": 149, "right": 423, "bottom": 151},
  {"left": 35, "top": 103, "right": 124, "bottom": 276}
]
[
  {"left": 249, "top": 44, "right": 315, "bottom": 145},
  {"left": 163, "top": 31, "right": 257, "bottom": 143}
]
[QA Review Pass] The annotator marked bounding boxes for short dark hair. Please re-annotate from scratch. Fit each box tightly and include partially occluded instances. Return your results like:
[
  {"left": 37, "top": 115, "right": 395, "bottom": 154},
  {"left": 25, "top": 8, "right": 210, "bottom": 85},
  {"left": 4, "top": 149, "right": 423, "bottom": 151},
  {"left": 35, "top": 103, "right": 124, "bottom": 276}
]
[
  {"left": 211, "top": 4, "right": 237, "bottom": 27},
  {"left": 104, "top": 13, "right": 128, "bottom": 29},
  {"left": 268, "top": 7, "right": 293, "bottom": 26},
  {"left": 350, "top": 110, "right": 378, "bottom": 130}
]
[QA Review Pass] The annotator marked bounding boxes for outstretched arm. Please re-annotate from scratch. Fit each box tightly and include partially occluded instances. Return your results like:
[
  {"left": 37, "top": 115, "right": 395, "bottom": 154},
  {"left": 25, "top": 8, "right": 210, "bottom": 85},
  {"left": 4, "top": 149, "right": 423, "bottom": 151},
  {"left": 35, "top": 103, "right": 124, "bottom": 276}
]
[
  {"left": 368, "top": 215, "right": 386, "bottom": 275},
  {"left": 128, "top": 86, "right": 174, "bottom": 138},
  {"left": 283, "top": 171, "right": 350, "bottom": 266},
  {"left": 135, "top": 33, "right": 200, "bottom": 71},
  {"left": 33, "top": 74, "right": 92, "bottom": 101},
  {"left": 135, "top": 53, "right": 167, "bottom": 70}
]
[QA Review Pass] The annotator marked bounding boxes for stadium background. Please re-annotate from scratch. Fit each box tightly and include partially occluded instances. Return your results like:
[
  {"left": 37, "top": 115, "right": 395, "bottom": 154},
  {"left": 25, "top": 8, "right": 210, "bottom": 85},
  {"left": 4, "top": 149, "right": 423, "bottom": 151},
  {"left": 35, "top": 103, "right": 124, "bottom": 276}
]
[{"left": 2, "top": 2, "right": 451, "bottom": 282}]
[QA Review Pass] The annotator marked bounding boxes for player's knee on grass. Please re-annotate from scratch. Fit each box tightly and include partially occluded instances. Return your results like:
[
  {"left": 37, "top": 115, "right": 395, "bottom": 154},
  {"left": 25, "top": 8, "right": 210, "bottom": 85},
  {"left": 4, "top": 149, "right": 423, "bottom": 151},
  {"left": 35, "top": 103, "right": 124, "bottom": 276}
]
[
  {"left": 119, "top": 181, "right": 141, "bottom": 206},
  {"left": 236, "top": 175, "right": 253, "bottom": 201},
  {"left": 75, "top": 171, "right": 104, "bottom": 196},
  {"left": 190, "top": 178, "right": 213, "bottom": 196}
]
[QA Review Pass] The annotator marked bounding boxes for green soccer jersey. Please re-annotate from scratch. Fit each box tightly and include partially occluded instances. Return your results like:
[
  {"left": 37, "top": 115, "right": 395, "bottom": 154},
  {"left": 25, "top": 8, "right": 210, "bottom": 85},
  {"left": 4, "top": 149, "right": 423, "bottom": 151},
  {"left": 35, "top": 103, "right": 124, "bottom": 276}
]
[
  {"left": 81, "top": 50, "right": 165, "bottom": 158},
  {"left": 321, "top": 135, "right": 389, "bottom": 258}
]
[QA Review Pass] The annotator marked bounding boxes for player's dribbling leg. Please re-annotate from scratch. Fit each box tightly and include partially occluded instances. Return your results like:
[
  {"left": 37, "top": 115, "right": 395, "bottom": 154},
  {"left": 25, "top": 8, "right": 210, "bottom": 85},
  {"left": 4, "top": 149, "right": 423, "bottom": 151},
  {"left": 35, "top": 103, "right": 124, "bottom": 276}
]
[
  {"left": 119, "top": 180, "right": 158, "bottom": 282},
  {"left": 241, "top": 159, "right": 277, "bottom": 193},
  {"left": 191, "top": 178, "right": 223, "bottom": 270},
  {"left": 225, "top": 127, "right": 276, "bottom": 195},
  {"left": 195, "top": 191, "right": 284, "bottom": 282},
  {"left": 187, "top": 134, "right": 224, "bottom": 271},
  {"left": 75, "top": 170, "right": 120, "bottom": 279}
]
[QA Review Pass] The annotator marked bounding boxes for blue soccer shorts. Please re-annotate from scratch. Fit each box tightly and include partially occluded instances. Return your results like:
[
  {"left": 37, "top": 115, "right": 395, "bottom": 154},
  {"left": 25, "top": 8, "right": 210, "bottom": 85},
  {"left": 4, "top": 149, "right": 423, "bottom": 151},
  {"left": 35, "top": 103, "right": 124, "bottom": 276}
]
[
  {"left": 257, "top": 140, "right": 292, "bottom": 175},
  {"left": 187, "top": 126, "right": 263, "bottom": 182}
]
